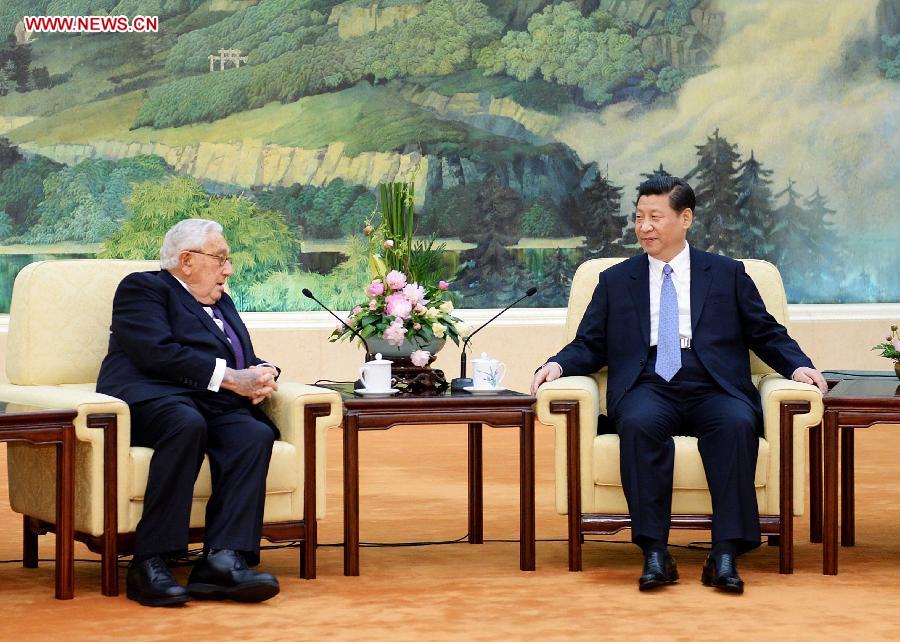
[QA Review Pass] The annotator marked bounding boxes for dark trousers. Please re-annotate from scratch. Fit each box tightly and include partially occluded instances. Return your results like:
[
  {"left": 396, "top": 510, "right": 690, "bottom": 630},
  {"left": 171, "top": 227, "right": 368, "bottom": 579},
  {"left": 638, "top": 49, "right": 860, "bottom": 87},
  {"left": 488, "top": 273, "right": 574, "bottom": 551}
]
[
  {"left": 612, "top": 348, "right": 761, "bottom": 554},
  {"left": 130, "top": 392, "right": 275, "bottom": 557}
]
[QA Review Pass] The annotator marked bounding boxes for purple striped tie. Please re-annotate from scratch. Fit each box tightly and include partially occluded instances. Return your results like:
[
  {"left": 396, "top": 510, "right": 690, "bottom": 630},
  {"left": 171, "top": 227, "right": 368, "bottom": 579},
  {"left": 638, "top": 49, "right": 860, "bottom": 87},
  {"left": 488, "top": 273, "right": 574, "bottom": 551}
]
[
  {"left": 210, "top": 305, "right": 246, "bottom": 370},
  {"left": 655, "top": 264, "right": 681, "bottom": 381}
]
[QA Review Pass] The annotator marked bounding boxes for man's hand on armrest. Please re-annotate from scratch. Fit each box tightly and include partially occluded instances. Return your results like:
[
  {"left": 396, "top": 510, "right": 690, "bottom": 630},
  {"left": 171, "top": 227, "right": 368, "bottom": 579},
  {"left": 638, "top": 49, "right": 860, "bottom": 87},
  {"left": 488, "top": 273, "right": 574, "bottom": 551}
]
[
  {"left": 791, "top": 366, "right": 828, "bottom": 394},
  {"left": 531, "top": 362, "right": 563, "bottom": 395},
  {"left": 221, "top": 366, "right": 279, "bottom": 404}
]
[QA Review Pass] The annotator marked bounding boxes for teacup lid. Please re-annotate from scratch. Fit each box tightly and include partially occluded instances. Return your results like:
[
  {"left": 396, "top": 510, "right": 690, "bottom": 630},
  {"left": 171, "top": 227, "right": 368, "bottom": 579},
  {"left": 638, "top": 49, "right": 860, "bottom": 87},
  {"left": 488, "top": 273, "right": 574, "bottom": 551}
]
[
  {"left": 368, "top": 352, "right": 392, "bottom": 365},
  {"left": 472, "top": 351, "right": 491, "bottom": 363}
]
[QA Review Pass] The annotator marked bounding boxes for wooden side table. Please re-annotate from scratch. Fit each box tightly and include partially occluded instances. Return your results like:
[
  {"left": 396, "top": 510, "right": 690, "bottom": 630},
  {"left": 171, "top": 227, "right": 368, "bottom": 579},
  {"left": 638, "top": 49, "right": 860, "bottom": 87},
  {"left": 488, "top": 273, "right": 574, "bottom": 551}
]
[
  {"left": 329, "top": 385, "right": 536, "bottom": 576},
  {"left": 0, "top": 403, "right": 77, "bottom": 599},
  {"left": 808, "top": 371, "right": 897, "bottom": 543},
  {"left": 822, "top": 379, "right": 900, "bottom": 574}
]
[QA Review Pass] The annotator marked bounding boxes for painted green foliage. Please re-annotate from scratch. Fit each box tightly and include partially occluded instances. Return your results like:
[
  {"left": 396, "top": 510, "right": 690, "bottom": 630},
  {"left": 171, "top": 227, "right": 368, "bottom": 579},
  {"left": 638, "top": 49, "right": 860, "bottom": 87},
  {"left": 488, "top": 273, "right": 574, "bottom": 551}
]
[
  {"left": 101, "top": 176, "right": 300, "bottom": 297},
  {"left": 135, "top": 0, "right": 503, "bottom": 128},
  {"left": 477, "top": 3, "right": 644, "bottom": 104}
]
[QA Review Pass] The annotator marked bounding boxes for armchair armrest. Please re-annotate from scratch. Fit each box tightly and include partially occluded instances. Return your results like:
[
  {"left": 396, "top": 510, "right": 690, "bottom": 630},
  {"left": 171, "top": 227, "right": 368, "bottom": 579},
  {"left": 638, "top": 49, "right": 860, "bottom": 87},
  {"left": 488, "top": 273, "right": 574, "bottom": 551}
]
[
  {"left": 0, "top": 383, "right": 129, "bottom": 446},
  {"left": 536, "top": 376, "right": 601, "bottom": 514},
  {"left": 757, "top": 374, "right": 824, "bottom": 515},
  {"left": 261, "top": 382, "right": 343, "bottom": 446}
]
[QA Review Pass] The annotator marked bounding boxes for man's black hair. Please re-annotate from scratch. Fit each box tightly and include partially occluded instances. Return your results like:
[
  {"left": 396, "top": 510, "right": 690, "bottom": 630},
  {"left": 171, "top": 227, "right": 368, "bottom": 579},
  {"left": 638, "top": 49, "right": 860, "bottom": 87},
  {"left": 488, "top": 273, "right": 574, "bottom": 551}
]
[{"left": 637, "top": 176, "right": 695, "bottom": 212}]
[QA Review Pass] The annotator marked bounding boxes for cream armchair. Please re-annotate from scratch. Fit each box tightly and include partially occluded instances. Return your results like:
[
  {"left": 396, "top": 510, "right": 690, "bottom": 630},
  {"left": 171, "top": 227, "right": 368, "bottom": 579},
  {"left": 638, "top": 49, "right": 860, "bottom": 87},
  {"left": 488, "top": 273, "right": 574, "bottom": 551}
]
[
  {"left": 0, "top": 260, "right": 342, "bottom": 595},
  {"left": 536, "top": 258, "right": 823, "bottom": 574}
]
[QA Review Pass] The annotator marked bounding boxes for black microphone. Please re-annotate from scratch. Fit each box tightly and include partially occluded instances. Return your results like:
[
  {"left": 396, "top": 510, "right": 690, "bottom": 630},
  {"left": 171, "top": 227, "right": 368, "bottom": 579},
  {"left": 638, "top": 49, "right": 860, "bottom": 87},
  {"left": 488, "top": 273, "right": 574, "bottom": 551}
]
[
  {"left": 302, "top": 288, "right": 372, "bottom": 360},
  {"left": 450, "top": 286, "right": 538, "bottom": 392}
]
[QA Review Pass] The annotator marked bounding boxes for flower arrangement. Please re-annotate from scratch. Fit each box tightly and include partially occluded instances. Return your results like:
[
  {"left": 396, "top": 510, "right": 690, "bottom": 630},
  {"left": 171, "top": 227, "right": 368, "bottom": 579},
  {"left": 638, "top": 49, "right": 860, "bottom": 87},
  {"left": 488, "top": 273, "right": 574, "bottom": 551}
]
[
  {"left": 872, "top": 324, "right": 900, "bottom": 364},
  {"left": 329, "top": 170, "right": 464, "bottom": 365}
]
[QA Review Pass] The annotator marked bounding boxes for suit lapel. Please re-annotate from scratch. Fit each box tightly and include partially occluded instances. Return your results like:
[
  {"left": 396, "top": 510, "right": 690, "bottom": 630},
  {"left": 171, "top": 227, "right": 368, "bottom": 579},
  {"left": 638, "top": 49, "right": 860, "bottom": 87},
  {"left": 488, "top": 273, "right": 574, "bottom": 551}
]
[
  {"left": 689, "top": 246, "right": 713, "bottom": 331},
  {"left": 158, "top": 270, "right": 233, "bottom": 354},
  {"left": 627, "top": 255, "right": 651, "bottom": 347}
]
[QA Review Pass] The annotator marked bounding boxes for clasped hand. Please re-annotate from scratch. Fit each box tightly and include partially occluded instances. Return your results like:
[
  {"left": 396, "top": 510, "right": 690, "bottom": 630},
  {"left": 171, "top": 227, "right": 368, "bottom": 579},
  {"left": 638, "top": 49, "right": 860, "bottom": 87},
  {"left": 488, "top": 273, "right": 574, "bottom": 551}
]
[{"left": 223, "top": 365, "right": 279, "bottom": 404}]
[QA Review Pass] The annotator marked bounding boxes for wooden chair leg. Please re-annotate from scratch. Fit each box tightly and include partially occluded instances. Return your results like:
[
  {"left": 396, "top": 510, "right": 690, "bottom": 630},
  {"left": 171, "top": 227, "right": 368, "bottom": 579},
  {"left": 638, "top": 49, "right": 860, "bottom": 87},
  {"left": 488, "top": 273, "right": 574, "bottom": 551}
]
[
  {"left": 569, "top": 513, "right": 583, "bottom": 572},
  {"left": 101, "top": 537, "right": 119, "bottom": 596},
  {"left": 302, "top": 527, "right": 316, "bottom": 580},
  {"left": 767, "top": 535, "right": 781, "bottom": 547},
  {"left": 779, "top": 531, "right": 793, "bottom": 574},
  {"left": 23, "top": 516, "right": 38, "bottom": 568}
]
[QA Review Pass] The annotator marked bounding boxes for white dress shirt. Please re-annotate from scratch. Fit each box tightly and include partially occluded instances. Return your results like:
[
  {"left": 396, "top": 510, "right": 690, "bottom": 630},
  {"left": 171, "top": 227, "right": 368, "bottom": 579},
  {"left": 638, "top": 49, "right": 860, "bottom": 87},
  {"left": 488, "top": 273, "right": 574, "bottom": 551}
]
[{"left": 648, "top": 242, "right": 692, "bottom": 346}]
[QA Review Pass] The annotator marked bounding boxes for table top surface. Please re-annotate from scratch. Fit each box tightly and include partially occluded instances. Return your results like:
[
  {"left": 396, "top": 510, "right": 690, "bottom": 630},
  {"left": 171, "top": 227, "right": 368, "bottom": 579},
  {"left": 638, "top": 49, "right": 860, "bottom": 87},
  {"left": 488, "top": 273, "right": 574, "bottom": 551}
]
[
  {"left": 826, "top": 379, "right": 900, "bottom": 400},
  {"left": 822, "top": 369, "right": 898, "bottom": 380},
  {"left": 320, "top": 383, "right": 535, "bottom": 409},
  {"left": 0, "top": 402, "right": 77, "bottom": 427}
]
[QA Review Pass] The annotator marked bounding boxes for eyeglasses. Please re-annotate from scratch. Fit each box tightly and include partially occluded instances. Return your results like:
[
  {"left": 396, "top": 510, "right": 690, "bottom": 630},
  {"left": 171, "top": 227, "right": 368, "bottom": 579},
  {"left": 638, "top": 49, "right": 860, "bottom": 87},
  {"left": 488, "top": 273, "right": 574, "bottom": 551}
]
[{"left": 187, "top": 250, "right": 231, "bottom": 267}]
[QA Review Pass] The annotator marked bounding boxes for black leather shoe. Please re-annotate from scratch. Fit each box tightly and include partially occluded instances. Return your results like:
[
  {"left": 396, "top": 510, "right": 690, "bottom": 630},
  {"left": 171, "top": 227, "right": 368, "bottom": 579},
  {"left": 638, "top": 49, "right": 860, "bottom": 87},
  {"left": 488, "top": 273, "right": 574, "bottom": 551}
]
[
  {"left": 702, "top": 553, "right": 744, "bottom": 594},
  {"left": 187, "top": 549, "right": 280, "bottom": 602},
  {"left": 126, "top": 555, "right": 191, "bottom": 607},
  {"left": 638, "top": 550, "right": 679, "bottom": 591}
]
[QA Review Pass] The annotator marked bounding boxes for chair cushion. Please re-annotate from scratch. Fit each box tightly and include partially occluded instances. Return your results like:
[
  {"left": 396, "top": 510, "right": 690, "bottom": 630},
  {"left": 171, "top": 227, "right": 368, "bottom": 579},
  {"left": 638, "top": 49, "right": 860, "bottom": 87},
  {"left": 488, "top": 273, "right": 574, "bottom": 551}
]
[
  {"left": 592, "top": 434, "right": 768, "bottom": 489},
  {"left": 129, "top": 440, "right": 299, "bottom": 500},
  {"left": 7, "top": 260, "right": 159, "bottom": 385}
]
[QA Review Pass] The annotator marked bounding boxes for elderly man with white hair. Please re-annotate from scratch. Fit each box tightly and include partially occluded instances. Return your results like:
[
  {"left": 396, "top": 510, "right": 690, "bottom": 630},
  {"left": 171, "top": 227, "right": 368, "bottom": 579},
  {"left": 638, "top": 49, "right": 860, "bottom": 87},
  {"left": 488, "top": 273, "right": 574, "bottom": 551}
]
[{"left": 97, "top": 218, "right": 281, "bottom": 606}]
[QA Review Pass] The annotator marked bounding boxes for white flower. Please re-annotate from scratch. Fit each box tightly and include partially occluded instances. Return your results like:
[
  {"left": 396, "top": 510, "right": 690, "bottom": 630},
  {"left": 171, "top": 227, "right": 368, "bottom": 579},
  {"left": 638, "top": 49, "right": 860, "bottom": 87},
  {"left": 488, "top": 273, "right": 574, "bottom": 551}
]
[
  {"left": 410, "top": 350, "right": 431, "bottom": 367},
  {"left": 431, "top": 322, "right": 446, "bottom": 338},
  {"left": 402, "top": 282, "right": 426, "bottom": 306},
  {"left": 425, "top": 306, "right": 441, "bottom": 320},
  {"left": 439, "top": 300, "right": 454, "bottom": 314}
]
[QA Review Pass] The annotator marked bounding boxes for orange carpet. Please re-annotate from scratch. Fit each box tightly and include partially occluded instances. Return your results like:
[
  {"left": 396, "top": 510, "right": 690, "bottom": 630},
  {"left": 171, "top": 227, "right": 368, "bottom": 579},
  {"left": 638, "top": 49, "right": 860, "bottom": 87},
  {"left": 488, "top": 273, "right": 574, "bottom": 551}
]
[{"left": 2, "top": 423, "right": 900, "bottom": 640}]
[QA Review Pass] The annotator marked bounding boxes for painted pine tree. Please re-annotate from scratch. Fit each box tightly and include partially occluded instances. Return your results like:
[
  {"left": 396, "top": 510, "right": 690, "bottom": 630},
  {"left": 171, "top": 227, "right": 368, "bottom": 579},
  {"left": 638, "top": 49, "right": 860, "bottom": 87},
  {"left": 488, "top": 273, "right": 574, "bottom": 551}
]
[
  {"left": 685, "top": 129, "right": 742, "bottom": 254},
  {"left": 578, "top": 169, "right": 628, "bottom": 255},
  {"left": 735, "top": 150, "right": 776, "bottom": 259}
]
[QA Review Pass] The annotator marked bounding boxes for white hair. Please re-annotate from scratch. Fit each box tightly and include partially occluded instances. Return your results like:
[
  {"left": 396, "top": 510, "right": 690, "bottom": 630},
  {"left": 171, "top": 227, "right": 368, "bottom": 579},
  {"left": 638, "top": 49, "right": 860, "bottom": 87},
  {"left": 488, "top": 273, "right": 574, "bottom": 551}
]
[{"left": 159, "top": 218, "right": 224, "bottom": 269}]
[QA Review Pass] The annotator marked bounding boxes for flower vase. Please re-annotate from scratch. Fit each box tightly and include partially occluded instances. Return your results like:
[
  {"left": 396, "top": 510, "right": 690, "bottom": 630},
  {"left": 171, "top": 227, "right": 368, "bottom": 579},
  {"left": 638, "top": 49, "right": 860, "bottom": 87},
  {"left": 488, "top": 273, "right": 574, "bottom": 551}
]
[
  {"left": 365, "top": 336, "right": 446, "bottom": 361},
  {"left": 364, "top": 336, "right": 448, "bottom": 393}
]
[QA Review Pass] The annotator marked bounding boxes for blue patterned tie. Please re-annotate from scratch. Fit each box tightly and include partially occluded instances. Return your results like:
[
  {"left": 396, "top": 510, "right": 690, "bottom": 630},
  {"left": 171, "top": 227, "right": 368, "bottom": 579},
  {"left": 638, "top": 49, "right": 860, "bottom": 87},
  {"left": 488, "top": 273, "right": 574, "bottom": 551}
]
[{"left": 655, "top": 264, "right": 681, "bottom": 381}]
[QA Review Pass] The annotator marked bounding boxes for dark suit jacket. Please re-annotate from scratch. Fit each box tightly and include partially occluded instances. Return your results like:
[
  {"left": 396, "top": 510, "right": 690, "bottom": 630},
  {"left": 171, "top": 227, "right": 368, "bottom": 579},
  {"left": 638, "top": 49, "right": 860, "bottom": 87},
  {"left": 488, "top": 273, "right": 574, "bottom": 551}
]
[
  {"left": 97, "top": 270, "right": 276, "bottom": 426},
  {"left": 550, "top": 247, "right": 814, "bottom": 428}
]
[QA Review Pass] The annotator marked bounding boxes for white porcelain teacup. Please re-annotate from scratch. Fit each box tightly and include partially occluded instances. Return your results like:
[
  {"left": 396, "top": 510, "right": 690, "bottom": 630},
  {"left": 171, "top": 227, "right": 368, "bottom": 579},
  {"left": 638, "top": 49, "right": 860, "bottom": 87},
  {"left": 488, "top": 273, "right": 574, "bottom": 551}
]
[
  {"left": 471, "top": 352, "right": 507, "bottom": 390},
  {"left": 359, "top": 353, "right": 393, "bottom": 392}
]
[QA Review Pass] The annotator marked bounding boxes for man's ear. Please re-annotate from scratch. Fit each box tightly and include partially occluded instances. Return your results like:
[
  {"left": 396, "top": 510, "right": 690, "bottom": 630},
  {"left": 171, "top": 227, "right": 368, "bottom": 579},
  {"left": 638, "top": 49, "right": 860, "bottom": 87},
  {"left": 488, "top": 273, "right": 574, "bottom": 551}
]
[
  {"left": 179, "top": 250, "right": 194, "bottom": 274},
  {"left": 681, "top": 208, "right": 693, "bottom": 229}
]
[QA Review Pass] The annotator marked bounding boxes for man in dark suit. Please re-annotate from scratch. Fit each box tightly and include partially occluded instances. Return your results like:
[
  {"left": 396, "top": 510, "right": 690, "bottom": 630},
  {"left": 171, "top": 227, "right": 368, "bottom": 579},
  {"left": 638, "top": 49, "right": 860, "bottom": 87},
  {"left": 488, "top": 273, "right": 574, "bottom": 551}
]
[
  {"left": 97, "top": 218, "right": 282, "bottom": 606},
  {"left": 531, "top": 176, "right": 827, "bottom": 593}
]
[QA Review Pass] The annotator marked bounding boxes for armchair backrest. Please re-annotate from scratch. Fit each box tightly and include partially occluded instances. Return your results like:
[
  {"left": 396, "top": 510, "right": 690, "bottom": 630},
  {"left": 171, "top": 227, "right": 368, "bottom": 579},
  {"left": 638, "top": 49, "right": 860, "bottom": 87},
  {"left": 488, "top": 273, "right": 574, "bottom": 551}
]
[
  {"left": 6, "top": 260, "right": 159, "bottom": 385},
  {"left": 565, "top": 257, "right": 790, "bottom": 376}
]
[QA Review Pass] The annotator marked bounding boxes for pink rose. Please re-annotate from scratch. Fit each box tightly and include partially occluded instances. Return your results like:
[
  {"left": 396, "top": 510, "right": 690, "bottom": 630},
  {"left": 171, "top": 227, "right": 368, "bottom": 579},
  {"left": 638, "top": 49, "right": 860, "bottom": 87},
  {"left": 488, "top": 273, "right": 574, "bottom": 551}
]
[
  {"left": 385, "top": 292, "right": 413, "bottom": 319},
  {"left": 438, "top": 280, "right": 449, "bottom": 290},
  {"left": 413, "top": 323, "right": 421, "bottom": 330},
  {"left": 893, "top": 339, "right": 900, "bottom": 351},
  {"left": 383, "top": 239, "right": 394, "bottom": 249},
  {"left": 352, "top": 306, "right": 362, "bottom": 316},
  {"left": 366, "top": 280, "right": 385, "bottom": 297},
  {"left": 410, "top": 350, "right": 431, "bottom": 367},
  {"left": 368, "top": 300, "right": 378, "bottom": 311},
  {"left": 382, "top": 318, "right": 407, "bottom": 347},
  {"left": 414, "top": 303, "right": 425, "bottom": 313},
  {"left": 385, "top": 270, "right": 407, "bottom": 290}
]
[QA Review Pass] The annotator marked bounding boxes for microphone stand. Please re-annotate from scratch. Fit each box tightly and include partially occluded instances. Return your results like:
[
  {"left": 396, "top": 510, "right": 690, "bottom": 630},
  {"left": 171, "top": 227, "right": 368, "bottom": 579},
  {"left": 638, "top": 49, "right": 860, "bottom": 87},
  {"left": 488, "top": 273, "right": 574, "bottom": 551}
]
[
  {"left": 450, "top": 286, "right": 537, "bottom": 391},
  {"left": 302, "top": 288, "right": 371, "bottom": 388}
]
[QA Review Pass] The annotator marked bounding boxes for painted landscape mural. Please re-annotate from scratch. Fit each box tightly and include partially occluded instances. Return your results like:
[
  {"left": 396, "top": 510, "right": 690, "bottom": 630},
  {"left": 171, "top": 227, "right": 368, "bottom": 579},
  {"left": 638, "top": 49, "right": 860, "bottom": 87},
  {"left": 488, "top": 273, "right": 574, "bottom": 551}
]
[{"left": 0, "top": 0, "right": 897, "bottom": 312}]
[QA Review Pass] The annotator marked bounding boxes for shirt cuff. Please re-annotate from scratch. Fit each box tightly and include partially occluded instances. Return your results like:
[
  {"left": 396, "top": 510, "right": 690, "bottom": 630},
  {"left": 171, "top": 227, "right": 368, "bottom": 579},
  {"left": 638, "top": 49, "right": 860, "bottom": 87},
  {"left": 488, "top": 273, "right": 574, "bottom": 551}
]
[
  {"left": 534, "top": 361, "right": 562, "bottom": 377},
  {"left": 207, "top": 358, "right": 226, "bottom": 392}
]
